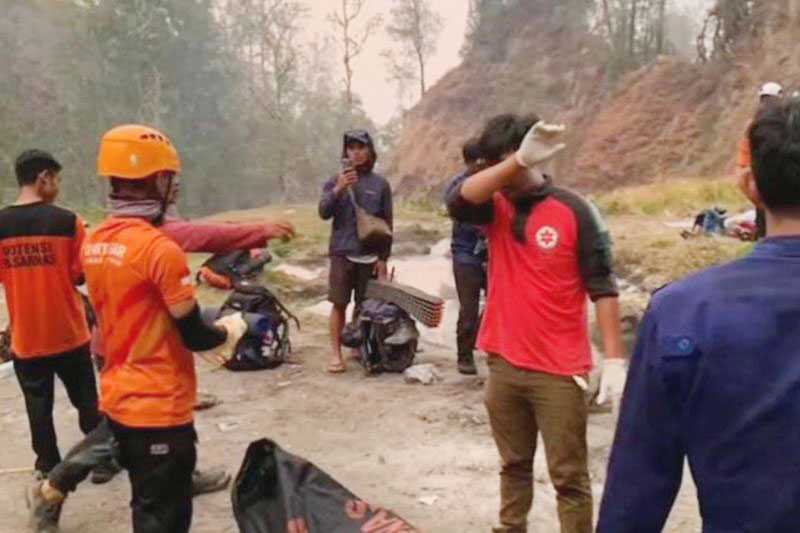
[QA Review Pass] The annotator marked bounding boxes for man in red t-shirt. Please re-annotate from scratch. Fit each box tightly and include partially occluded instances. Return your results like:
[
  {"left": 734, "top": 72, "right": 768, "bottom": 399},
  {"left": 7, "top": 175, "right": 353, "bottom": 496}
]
[{"left": 448, "top": 115, "right": 624, "bottom": 533}]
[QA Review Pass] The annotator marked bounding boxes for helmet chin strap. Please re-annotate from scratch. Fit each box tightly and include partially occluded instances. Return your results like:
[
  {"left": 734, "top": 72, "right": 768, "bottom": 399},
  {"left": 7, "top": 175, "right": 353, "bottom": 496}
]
[{"left": 153, "top": 173, "right": 174, "bottom": 226}]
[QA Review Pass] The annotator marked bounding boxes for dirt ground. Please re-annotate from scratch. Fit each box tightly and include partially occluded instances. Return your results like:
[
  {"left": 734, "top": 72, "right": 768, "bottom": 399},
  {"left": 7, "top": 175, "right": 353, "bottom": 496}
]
[
  {"left": 0, "top": 204, "right": 707, "bottom": 532},
  {"left": 0, "top": 311, "right": 701, "bottom": 532}
]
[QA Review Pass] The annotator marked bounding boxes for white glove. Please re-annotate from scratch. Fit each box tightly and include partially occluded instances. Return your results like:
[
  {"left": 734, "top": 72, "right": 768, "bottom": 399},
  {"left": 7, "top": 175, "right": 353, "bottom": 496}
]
[
  {"left": 208, "top": 312, "right": 248, "bottom": 362},
  {"left": 595, "top": 358, "right": 627, "bottom": 407},
  {"left": 515, "top": 121, "right": 567, "bottom": 167},
  {"left": 572, "top": 375, "right": 589, "bottom": 391}
]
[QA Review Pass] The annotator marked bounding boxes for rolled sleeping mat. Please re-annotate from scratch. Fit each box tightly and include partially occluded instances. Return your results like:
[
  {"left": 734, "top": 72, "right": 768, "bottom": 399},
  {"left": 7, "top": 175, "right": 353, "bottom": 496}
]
[
  {"left": 365, "top": 280, "right": 444, "bottom": 328},
  {"left": 200, "top": 306, "right": 270, "bottom": 336}
]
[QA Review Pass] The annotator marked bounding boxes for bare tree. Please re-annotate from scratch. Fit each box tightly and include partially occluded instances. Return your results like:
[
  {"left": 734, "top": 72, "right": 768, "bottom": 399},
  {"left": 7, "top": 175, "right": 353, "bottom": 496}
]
[
  {"left": 601, "top": 0, "right": 615, "bottom": 39},
  {"left": 384, "top": 0, "right": 443, "bottom": 98},
  {"left": 656, "top": 0, "right": 667, "bottom": 54},
  {"left": 328, "top": 0, "right": 382, "bottom": 110},
  {"left": 628, "top": 0, "right": 639, "bottom": 61},
  {"left": 258, "top": 0, "right": 307, "bottom": 116},
  {"left": 381, "top": 48, "right": 417, "bottom": 111},
  {"left": 696, "top": 0, "right": 756, "bottom": 61},
  {"left": 601, "top": 0, "right": 680, "bottom": 77},
  {"left": 226, "top": 0, "right": 307, "bottom": 119},
  {"left": 139, "top": 65, "right": 164, "bottom": 127}
]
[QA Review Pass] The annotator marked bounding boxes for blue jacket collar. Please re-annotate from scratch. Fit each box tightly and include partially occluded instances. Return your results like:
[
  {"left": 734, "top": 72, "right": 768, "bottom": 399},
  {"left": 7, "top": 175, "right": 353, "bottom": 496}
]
[{"left": 752, "top": 236, "right": 800, "bottom": 257}]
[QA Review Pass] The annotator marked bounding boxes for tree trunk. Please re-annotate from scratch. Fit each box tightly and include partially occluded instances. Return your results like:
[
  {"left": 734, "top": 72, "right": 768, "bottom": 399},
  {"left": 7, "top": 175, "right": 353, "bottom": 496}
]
[
  {"left": 628, "top": 0, "right": 638, "bottom": 65},
  {"left": 342, "top": 0, "right": 354, "bottom": 110},
  {"left": 417, "top": 49, "right": 425, "bottom": 96},
  {"left": 601, "top": 0, "right": 614, "bottom": 38},
  {"left": 656, "top": 0, "right": 667, "bottom": 54},
  {"left": 345, "top": 56, "right": 353, "bottom": 109}
]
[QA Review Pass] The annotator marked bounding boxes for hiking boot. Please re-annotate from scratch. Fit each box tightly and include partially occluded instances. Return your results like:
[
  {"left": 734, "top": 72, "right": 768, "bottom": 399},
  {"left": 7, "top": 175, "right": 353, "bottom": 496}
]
[
  {"left": 90, "top": 458, "right": 122, "bottom": 485},
  {"left": 457, "top": 353, "right": 477, "bottom": 375},
  {"left": 191, "top": 468, "right": 231, "bottom": 496},
  {"left": 25, "top": 482, "right": 62, "bottom": 533},
  {"left": 383, "top": 321, "right": 418, "bottom": 346}
]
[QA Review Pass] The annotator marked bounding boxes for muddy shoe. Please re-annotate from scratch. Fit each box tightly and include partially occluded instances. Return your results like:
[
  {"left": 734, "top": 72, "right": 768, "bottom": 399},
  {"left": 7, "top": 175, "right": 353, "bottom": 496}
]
[
  {"left": 191, "top": 468, "right": 231, "bottom": 496},
  {"left": 90, "top": 459, "right": 122, "bottom": 485},
  {"left": 25, "top": 482, "right": 62, "bottom": 533},
  {"left": 457, "top": 354, "right": 477, "bottom": 375}
]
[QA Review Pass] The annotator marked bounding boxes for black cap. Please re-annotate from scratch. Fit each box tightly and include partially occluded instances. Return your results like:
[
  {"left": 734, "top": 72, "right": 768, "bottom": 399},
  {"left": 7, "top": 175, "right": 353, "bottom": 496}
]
[
  {"left": 344, "top": 129, "right": 371, "bottom": 146},
  {"left": 341, "top": 129, "right": 377, "bottom": 173}
]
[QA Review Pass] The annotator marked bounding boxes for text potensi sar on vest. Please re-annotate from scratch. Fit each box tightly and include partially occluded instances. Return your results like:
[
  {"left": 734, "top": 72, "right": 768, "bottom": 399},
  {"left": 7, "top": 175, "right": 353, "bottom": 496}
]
[
  {"left": 1, "top": 241, "right": 57, "bottom": 268},
  {"left": 83, "top": 242, "right": 128, "bottom": 266}
]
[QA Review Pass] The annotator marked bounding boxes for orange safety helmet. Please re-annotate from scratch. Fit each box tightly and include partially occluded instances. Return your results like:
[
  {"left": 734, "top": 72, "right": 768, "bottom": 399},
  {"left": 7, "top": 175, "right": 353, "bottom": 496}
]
[{"left": 97, "top": 124, "right": 181, "bottom": 179}]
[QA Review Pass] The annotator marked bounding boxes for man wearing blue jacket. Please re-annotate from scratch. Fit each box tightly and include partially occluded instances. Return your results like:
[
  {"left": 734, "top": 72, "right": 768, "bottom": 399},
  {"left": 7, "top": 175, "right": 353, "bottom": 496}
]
[
  {"left": 319, "top": 130, "right": 392, "bottom": 374},
  {"left": 445, "top": 139, "right": 487, "bottom": 375},
  {"left": 598, "top": 97, "right": 800, "bottom": 532}
]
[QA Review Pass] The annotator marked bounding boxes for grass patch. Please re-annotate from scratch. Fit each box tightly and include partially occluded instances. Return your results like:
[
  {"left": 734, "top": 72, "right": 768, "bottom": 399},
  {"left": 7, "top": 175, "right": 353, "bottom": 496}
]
[
  {"left": 595, "top": 178, "right": 749, "bottom": 217},
  {"left": 202, "top": 201, "right": 449, "bottom": 262},
  {"left": 201, "top": 204, "right": 329, "bottom": 263},
  {"left": 608, "top": 216, "right": 753, "bottom": 289},
  {"left": 397, "top": 197, "right": 449, "bottom": 222},
  {"left": 598, "top": 178, "right": 756, "bottom": 288}
]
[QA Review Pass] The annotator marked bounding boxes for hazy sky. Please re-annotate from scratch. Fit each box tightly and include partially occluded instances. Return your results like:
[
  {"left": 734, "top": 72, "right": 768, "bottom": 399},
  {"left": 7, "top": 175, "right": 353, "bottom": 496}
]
[
  {"left": 297, "top": 1, "right": 716, "bottom": 125},
  {"left": 302, "top": 1, "right": 470, "bottom": 125}
]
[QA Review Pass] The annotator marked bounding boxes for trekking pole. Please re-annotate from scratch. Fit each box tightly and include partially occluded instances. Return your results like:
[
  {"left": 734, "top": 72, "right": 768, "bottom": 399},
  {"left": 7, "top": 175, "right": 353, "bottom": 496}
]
[{"left": 0, "top": 466, "right": 35, "bottom": 475}]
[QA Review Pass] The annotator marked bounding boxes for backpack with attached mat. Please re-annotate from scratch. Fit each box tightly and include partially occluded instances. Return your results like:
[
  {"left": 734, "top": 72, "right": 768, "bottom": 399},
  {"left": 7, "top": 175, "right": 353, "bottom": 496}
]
[
  {"left": 197, "top": 249, "right": 272, "bottom": 290},
  {"left": 357, "top": 299, "right": 418, "bottom": 375},
  {"left": 214, "top": 283, "right": 300, "bottom": 371}
]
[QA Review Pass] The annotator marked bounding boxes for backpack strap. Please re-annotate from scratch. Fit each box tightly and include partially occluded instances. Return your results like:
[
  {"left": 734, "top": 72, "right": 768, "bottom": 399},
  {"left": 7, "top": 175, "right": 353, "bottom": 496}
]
[{"left": 232, "top": 282, "right": 301, "bottom": 330}]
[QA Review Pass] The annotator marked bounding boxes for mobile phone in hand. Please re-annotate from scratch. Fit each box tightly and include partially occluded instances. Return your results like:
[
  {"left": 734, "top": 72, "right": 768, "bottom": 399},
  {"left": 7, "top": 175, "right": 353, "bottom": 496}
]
[{"left": 341, "top": 157, "right": 353, "bottom": 171}]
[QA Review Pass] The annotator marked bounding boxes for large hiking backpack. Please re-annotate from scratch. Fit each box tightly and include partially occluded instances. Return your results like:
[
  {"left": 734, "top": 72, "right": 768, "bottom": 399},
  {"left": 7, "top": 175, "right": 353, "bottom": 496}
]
[
  {"left": 197, "top": 250, "right": 272, "bottom": 290},
  {"left": 355, "top": 299, "right": 418, "bottom": 375},
  {"left": 214, "top": 283, "right": 300, "bottom": 371}
]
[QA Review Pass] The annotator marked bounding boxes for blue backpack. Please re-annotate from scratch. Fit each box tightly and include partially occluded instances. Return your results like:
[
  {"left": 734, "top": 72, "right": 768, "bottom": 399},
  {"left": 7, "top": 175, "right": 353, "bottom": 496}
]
[{"left": 215, "top": 283, "right": 300, "bottom": 371}]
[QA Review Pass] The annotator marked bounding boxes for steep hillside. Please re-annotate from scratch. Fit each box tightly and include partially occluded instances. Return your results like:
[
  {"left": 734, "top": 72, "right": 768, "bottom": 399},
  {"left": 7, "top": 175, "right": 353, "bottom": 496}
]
[
  {"left": 388, "top": 9, "right": 610, "bottom": 195},
  {"left": 388, "top": 2, "right": 800, "bottom": 195}
]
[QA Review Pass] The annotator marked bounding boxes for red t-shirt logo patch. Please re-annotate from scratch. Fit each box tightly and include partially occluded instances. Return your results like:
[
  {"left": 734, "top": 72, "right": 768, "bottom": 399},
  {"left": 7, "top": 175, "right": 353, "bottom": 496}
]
[{"left": 535, "top": 226, "right": 559, "bottom": 250}]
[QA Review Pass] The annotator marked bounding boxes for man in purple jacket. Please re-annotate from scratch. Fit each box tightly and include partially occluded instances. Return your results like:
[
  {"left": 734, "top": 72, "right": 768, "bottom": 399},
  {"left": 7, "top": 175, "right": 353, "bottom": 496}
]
[{"left": 319, "top": 130, "right": 393, "bottom": 374}]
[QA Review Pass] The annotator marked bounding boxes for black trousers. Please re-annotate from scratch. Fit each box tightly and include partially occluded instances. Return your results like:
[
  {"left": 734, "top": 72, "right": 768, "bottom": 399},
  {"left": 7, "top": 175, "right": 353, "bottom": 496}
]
[
  {"left": 115, "top": 421, "right": 197, "bottom": 533},
  {"left": 49, "top": 417, "right": 197, "bottom": 533},
  {"left": 13, "top": 344, "right": 100, "bottom": 473},
  {"left": 453, "top": 262, "right": 485, "bottom": 358}
]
